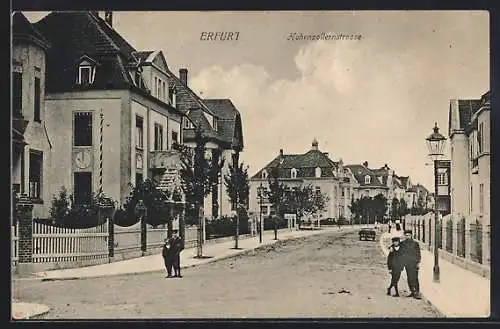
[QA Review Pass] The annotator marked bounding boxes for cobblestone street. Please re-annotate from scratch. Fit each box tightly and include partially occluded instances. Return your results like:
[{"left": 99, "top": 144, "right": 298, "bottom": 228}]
[{"left": 13, "top": 231, "right": 441, "bottom": 319}]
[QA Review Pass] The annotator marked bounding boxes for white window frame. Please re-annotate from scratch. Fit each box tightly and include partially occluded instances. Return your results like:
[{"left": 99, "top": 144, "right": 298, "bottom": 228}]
[
  {"left": 262, "top": 170, "right": 268, "bottom": 179},
  {"left": 291, "top": 168, "right": 297, "bottom": 179},
  {"left": 315, "top": 167, "right": 322, "bottom": 178},
  {"left": 78, "top": 65, "right": 95, "bottom": 85},
  {"left": 364, "top": 175, "right": 371, "bottom": 184},
  {"left": 135, "top": 115, "right": 144, "bottom": 149}
]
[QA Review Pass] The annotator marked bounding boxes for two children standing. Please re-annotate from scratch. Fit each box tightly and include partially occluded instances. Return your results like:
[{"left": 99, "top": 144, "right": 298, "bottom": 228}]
[
  {"left": 162, "top": 234, "right": 184, "bottom": 278},
  {"left": 386, "top": 230, "right": 422, "bottom": 299}
]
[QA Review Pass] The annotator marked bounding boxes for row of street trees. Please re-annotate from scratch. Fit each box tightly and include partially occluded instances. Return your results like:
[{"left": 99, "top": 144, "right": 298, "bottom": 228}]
[
  {"left": 349, "top": 194, "right": 389, "bottom": 224},
  {"left": 349, "top": 194, "right": 430, "bottom": 225}
]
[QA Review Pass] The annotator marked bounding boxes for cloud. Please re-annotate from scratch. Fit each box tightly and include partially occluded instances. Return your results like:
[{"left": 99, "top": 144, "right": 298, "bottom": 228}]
[{"left": 190, "top": 33, "right": 486, "bottom": 188}]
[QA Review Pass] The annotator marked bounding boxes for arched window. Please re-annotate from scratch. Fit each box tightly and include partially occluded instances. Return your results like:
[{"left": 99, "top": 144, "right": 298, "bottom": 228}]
[
  {"left": 315, "top": 167, "right": 322, "bottom": 178},
  {"left": 262, "top": 170, "right": 268, "bottom": 179},
  {"left": 364, "top": 175, "right": 371, "bottom": 184},
  {"left": 291, "top": 168, "right": 297, "bottom": 179}
]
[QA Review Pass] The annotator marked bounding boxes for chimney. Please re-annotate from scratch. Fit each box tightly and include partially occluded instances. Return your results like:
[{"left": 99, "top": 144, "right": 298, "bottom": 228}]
[
  {"left": 363, "top": 161, "right": 368, "bottom": 167},
  {"left": 311, "top": 138, "right": 319, "bottom": 151},
  {"left": 179, "top": 68, "right": 188, "bottom": 85},
  {"left": 104, "top": 11, "right": 113, "bottom": 27},
  {"left": 279, "top": 149, "right": 284, "bottom": 156}
]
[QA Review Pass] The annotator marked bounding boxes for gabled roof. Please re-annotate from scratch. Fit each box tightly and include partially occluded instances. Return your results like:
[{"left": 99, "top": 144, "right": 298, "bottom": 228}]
[
  {"left": 457, "top": 99, "right": 482, "bottom": 130},
  {"left": 183, "top": 108, "right": 220, "bottom": 141},
  {"left": 344, "top": 164, "right": 388, "bottom": 188},
  {"left": 406, "top": 184, "right": 429, "bottom": 195},
  {"left": 33, "top": 12, "right": 136, "bottom": 93},
  {"left": 164, "top": 70, "right": 246, "bottom": 150},
  {"left": 12, "top": 12, "right": 50, "bottom": 50},
  {"left": 251, "top": 145, "right": 339, "bottom": 180},
  {"left": 164, "top": 71, "right": 216, "bottom": 116},
  {"left": 133, "top": 51, "right": 154, "bottom": 63},
  {"left": 370, "top": 165, "right": 391, "bottom": 186},
  {"left": 204, "top": 99, "right": 244, "bottom": 150}
]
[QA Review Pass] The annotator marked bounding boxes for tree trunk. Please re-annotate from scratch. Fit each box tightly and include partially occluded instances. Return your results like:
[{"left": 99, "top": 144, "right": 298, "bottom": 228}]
[
  {"left": 235, "top": 215, "right": 239, "bottom": 248},
  {"left": 196, "top": 203, "right": 203, "bottom": 257}
]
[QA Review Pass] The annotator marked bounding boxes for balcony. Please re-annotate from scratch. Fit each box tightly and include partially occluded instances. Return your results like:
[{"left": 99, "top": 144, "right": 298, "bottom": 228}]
[{"left": 149, "top": 150, "right": 182, "bottom": 170}]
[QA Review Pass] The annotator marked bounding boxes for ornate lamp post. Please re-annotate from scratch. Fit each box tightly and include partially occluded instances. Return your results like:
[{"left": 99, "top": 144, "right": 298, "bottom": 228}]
[
  {"left": 425, "top": 122, "right": 447, "bottom": 283},
  {"left": 257, "top": 183, "right": 265, "bottom": 244}
]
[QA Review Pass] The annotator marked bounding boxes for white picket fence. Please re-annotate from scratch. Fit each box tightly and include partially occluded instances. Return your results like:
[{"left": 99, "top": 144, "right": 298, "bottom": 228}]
[
  {"left": 12, "top": 225, "right": 19, "bottom": 267},
  {"left": 32, "top": 221, "right": 109, "bottom": 263}
]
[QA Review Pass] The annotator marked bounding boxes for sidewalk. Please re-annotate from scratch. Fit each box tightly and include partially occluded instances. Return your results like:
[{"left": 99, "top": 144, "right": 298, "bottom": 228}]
[
  {"left": 380, "top": 232, "right": 490, "bottom": 318},
  {"left": 27, "top": 226, "right": 361, "bottom": 281},
  {"left": 12, "top": 301, "right": 50, "bottom": 320}
]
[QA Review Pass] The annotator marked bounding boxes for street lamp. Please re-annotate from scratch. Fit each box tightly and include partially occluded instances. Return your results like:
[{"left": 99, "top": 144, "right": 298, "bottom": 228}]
[
  {"left": 425, "top": 122, "right": 447, "bottom": 283},
  {"left": 257, "top": 183, "right": 264, "bottom": 244}
]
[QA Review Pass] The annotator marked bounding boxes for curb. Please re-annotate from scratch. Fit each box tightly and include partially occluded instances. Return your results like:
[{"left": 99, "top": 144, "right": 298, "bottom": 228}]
[{"left": 15, "top": 228, "right": 352, "bottom": 283}]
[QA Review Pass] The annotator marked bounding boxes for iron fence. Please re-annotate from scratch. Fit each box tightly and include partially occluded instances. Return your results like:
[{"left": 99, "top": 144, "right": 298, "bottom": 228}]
[
  {"left": 422, "top": 219, "right": 426, "bottom": 243},
  {"left": 469, "top": 221, "right": 483, "bottom": 264},
  {"left": 445, "top": 219, "right": 453, "bottom": 252},
  {"left": 457, "top": 217, "right": 466, "bottom": 258},
  {"left": 417, "top": 220, "right": 421, "bottom": 240}
]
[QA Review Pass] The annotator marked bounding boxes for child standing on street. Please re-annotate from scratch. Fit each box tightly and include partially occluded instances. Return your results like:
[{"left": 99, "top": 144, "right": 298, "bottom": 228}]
[{"left": 387, "top": 236, "right": 404, "bottom": 297}]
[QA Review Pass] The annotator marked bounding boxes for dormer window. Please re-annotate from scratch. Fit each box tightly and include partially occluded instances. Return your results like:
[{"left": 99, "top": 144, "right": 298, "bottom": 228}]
[
  {"left": 364, "top": 175, "right": 371, "bottom": 184},
  {"left": 77, "top": 59, "right": 96, "bottom": 85},
  {"left": 315, "top": 167, "right": 322, "bottom": 178},
  {"left": 291, "top": 168, "right": 297, "bottom": 179},
  {"left": 262, "top": 170, "right": 268, "bottom": 179}
]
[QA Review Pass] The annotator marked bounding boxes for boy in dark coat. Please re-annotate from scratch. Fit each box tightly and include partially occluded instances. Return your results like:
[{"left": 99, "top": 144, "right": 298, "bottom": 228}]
[
  {"left": 172, "top": 234, "right": 184, "bottom": 278},
  {"left": 162, "top": 237, "right": 174, "bottom": 278},
  {"left": 400, "top": 229, "right": 422, "bottom": 299},
  {"left": 387, "top": 236, "right": 404, "bottom": 297}
]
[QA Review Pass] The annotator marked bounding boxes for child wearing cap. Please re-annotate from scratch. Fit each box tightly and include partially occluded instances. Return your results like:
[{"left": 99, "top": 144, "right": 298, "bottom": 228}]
[{"left": 387, "top": 236, "right": 404, "bottom": 297}]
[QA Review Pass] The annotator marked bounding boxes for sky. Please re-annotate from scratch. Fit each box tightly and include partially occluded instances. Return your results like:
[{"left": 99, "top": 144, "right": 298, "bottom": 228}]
[{"left": 24, "top": 11, "right": 490, "bottom": 190}]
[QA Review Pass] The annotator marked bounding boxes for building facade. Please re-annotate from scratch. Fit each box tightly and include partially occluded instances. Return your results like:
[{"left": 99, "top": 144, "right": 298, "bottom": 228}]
[
  {"left": 448, "top": 91, "right": 490, "bottom": 225},
  {"left": 12, "top": 12, "right": 52, "bottom": 219},
  {"left": 249, "top": 140, "right": 356, "bottom": 221},
  {"left": 12, "top": 11, "right": 244, "bottom": 220}
]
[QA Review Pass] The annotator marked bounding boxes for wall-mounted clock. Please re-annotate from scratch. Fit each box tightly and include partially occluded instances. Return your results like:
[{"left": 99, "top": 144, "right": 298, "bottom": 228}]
[
  {"left": 136, "top": 153, "right": 143, "bottom": 169},
  {"left": 75, "top": 150, "right": 92, "bottom": 169}
]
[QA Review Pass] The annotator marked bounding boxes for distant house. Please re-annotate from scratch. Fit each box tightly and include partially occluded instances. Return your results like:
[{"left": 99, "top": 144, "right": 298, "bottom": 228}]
[
  {"left": 345, "top": 162, "right": 389, "bottom": 199},
  {"left": 249, "top": 139, "right": 356, "bottom": 220},
  {"left": 405, "top": 184, "right": 430, "bottom": 210}
]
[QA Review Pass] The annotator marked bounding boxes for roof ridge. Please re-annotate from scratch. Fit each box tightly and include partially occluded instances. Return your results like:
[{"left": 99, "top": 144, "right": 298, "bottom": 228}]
[
  {"left": 165, "top": 69, "right": 217, "bottom": 117},
  {"left": 86, "top": 12, "right": 124, "bottom": 56}
]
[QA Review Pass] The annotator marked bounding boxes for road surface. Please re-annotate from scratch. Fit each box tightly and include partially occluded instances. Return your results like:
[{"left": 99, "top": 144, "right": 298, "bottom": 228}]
[{"left": 13, "top": 230, "right": 441, "bottom": 318}]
